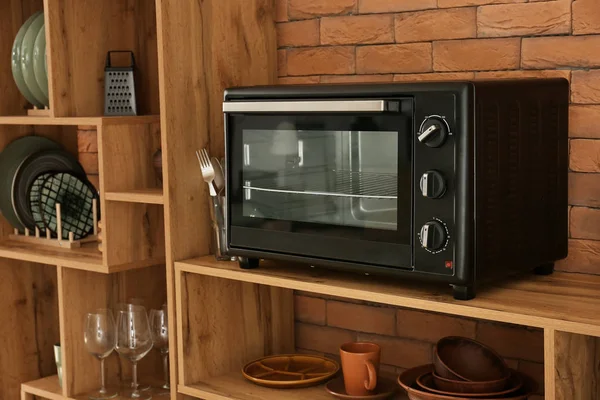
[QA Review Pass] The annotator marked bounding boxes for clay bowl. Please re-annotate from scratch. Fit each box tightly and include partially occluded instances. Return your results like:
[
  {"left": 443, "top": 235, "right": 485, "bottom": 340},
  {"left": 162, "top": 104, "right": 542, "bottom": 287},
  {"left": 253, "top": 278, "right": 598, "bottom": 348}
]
[
  {"left": 398, "top": 364, "right": 536, "bottom": 400},
  {"left": 431, "top": 372, "right": 517, "bottom": 394},
  {"left": 417, "top": 371, "right": 523, "bottom": 397},
  {"left": 434, "top": 337, "right": 510, "bottom": 382}
]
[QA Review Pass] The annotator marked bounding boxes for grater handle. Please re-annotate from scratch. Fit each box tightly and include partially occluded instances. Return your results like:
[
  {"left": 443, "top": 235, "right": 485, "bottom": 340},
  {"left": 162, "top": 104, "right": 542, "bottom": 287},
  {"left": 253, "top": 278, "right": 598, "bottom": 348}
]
[{"left": 105, "top": 51, "right": 136, "bottom": 68}]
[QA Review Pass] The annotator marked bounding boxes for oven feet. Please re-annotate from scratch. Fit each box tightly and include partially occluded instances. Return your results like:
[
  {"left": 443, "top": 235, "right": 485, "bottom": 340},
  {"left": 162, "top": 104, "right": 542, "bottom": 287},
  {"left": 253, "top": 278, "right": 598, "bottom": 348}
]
[
  {"left": 534, "top": 263, "right": 554, "bottom": 276},
  {"left": 238, "top": 257, "right": 260, "bottom": 270},
  {"left": 452, "top": 285, "right": 475, "bottom": 301}
]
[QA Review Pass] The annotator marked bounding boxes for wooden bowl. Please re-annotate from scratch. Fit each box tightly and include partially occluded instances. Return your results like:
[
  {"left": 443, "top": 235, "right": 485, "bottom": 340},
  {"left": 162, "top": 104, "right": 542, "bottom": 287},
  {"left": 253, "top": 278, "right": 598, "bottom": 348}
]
[
  {"left": 417, "top": 371, "right": 523, "bottom": 397},
  {"left": 398, "top": 364, "right": 534, "bottom": 400},
  {"left": 434, "top": 336, "right": 509, "bottom": 382}
]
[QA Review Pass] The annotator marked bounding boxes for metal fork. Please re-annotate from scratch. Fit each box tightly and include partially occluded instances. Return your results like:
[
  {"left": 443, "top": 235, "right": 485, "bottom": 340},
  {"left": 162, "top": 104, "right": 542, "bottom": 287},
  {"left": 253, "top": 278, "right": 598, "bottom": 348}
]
[{"left": 196, "top": 149, "right": 217, "bottom": 196}]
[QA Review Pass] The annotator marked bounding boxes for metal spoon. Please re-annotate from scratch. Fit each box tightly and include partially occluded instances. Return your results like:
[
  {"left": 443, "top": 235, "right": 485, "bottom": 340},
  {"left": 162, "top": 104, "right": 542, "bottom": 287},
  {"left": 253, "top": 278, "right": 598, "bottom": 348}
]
[{"left": 211, "top": 157, "right": 225, "bottom": 194}]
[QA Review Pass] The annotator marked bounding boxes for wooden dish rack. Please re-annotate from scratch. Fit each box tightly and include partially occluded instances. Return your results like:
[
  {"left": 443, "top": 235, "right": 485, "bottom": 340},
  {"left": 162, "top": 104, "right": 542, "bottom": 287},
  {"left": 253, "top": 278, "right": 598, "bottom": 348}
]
[{"left": 9, "top": 198, "right": 99, "bottom": 250}]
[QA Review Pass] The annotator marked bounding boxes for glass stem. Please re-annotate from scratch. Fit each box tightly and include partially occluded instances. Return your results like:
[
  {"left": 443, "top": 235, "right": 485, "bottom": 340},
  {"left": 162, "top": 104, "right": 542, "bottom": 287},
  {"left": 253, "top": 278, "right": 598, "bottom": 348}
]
[
  {"left": 162, "top": 352, "right": 170, "bottom": 389},
  {"left": 132, "top": 361, "right": 140, "bottom": 397},
  {"left": 99, "top": 358, "right": 107, "bottom": 394}
]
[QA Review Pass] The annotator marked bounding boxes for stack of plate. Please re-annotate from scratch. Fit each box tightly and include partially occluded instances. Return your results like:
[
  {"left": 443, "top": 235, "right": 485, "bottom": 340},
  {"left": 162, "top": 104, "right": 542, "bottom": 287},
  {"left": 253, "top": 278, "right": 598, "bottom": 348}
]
[
  {"left": 12, "top": 12, "right": 49, "bottom": 108},
  {"left": 0, "top": 136, "right": 99, "bottom": 240}
]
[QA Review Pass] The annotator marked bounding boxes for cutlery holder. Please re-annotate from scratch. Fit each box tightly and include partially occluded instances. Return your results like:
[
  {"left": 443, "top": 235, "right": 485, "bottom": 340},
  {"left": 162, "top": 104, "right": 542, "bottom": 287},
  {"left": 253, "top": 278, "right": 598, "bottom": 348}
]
[
  {"left": 104, "top": 51, "right": 137, "bottom": 116},
  {"left": 209, "top": 194, "right": 231, "bottom": 261}
]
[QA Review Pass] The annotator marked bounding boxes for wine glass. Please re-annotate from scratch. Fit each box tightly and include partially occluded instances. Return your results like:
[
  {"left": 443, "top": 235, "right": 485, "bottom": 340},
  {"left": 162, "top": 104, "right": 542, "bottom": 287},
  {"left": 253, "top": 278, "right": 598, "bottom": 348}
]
[
  {"left": 149, "top": 304, "right": 170, "bottom": 394},
  {"left": 115, "top": 305, "right": 154, "bottom": 399},
  {"left": 115, "top": 302, "right": 151, "bottom": 392},
  {"left": 84, "top": 309, "right": 118, "bottom": 399}
]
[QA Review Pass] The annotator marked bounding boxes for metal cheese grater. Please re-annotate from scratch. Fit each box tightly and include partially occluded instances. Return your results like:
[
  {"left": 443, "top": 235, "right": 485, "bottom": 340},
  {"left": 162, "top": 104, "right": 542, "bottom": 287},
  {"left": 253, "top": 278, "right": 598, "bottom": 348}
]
[{"left": 104, "top": 51, "right": 137, "bottom": 116}]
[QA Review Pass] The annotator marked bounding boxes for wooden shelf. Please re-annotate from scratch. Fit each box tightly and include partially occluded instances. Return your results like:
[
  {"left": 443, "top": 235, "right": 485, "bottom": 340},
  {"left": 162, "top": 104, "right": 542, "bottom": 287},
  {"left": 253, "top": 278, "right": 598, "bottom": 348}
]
[
  {"left": 176, "top": 256, "right": 600, "bottom": 337},
  {"left": 178, "top": 373, "right": 407, "bottom": 400},
  {"left": 21, "top": 375, "right": 63, "bottom": 400},
  {"left": 0, "top": 240, "right": 102, "bottom": 271},
  {"left": 105, "top": 189, "right": 164, "bottom": 204},
  {"left": 0, "top": 115, "right": 159, "bottom": 126}
]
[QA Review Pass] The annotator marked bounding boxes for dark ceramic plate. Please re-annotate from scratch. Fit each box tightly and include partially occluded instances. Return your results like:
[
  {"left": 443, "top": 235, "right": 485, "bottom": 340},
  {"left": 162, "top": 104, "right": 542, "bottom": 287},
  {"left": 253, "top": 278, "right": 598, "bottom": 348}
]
[
  {"left": 0, "top": 136, "right": 61, "bottom": 230},
  {"left": 39, "top": 172, "right": 98, "bottom": 240},
  {"left": 13, "top": 149, "right": 85, "bottom": 231}
]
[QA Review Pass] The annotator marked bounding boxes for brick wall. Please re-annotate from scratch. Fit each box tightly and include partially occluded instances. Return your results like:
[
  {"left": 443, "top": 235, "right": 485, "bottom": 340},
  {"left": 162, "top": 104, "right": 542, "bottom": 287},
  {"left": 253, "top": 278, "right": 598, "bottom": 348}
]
[{"left": 275, "top": 0, "right": 600, "bottom": 395}]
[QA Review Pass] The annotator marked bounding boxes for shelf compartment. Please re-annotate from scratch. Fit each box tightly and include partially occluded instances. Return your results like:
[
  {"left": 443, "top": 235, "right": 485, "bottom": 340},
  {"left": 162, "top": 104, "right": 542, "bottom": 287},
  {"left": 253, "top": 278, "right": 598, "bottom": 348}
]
[
  {"left": 105, "top": 189, "right": 164, "bottom": 204},
  {"left": 0, "top": 115, "right": 159, "bottom": 126},
  {"left": 175, "top": 256, "right": 600, "bottom": 337},
  {"left": 21, "top": 375, "right": 63, "bottom": 400},
  {"left": 179, "top": 373, "right": 409, "bottom": 400}
]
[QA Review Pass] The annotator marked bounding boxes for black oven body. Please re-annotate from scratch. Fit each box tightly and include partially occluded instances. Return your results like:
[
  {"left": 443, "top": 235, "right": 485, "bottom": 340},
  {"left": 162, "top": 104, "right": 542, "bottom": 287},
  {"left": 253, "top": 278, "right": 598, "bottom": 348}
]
[{"left": 223, "top": 80, "right": 569, "bottom": 300}]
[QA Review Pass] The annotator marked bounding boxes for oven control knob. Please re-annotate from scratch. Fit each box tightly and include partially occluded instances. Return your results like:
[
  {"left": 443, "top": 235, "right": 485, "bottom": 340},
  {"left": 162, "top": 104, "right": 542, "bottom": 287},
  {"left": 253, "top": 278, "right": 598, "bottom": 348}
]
[
  {"left": 420, "top": 221, "right": 447, "bottom": 251},
  {"left": 418, "top": 116, "right": 449, "bottom": 148},
  {"left": 420, "top": 171, "right": 446, "bottom": 199}
]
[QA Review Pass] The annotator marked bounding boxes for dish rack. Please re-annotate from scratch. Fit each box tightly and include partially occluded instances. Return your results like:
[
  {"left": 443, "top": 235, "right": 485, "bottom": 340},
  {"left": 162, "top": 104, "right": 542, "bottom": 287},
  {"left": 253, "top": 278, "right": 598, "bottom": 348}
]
[{"left": 9, "top": 198, "right": 99, "bottom": 249}]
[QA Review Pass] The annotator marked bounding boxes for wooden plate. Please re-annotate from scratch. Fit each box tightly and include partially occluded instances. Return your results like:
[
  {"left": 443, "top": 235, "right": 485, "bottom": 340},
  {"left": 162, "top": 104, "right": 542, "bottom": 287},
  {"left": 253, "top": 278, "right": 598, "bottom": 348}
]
[{"left": 242, "top": 354, "right": 339, "bottom": 388}]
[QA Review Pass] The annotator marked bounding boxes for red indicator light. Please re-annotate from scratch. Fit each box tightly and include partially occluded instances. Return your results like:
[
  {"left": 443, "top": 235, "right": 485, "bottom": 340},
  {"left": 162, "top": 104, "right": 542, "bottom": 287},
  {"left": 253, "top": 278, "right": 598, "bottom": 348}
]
[{"left": 445, "top": 261, "right": 453, "bottom": 269}]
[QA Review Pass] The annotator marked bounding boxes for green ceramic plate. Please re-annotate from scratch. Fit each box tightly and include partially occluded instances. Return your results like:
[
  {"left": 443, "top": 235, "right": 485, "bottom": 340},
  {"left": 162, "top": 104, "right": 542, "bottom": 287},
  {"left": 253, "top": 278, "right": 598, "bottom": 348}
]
[
  {"left": 12, "top": 12, "right": 43, "bottom": 108},
  {"left": 33, "top": 24, "right": 48, "bottom": 100},
  {"left": 21, "top": 13, "right": 49, "bottom": 107},
  {"left": 0, "top": 136, "right": 61, "bottom": 231}
]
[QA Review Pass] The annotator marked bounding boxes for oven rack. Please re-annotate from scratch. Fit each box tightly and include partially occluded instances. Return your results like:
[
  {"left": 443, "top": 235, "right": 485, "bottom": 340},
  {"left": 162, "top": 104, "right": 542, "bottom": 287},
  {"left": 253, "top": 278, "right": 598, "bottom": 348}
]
[{"left": 243, "top": 169, "right": 398, "bottom": 199}]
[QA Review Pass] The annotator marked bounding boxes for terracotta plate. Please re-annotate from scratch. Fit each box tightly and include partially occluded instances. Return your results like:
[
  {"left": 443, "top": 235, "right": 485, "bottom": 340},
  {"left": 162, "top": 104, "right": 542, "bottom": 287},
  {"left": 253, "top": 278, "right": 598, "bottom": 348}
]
[
  {"left": 398, "top": 365, "right": 537, "bottom": 400},
  {"left": 242, "top": 354, "right": 339, "bottom": 388},
  {"left": 326, "top": 376, "right": 397, "bottom": 400}
]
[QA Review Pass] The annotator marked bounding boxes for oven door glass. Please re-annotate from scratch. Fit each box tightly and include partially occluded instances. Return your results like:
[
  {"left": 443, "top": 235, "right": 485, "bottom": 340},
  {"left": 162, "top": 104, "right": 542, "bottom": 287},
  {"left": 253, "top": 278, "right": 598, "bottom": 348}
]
[{"left": 227, "top": 112, "right": 413, "bottom": 268}]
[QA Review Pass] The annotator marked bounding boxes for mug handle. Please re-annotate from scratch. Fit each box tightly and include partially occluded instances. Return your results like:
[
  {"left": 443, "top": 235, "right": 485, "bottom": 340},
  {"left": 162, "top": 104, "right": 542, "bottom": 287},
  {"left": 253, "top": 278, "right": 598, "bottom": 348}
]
[{"left": 363, "top": 360, "right": 377, "bottom": 391}]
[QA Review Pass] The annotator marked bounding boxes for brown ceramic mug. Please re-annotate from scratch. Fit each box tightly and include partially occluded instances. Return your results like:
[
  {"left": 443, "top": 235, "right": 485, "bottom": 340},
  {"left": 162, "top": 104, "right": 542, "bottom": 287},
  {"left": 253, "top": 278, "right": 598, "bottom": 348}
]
[{"left": 340, "top": 342, "right": 381, "bottom": 396}]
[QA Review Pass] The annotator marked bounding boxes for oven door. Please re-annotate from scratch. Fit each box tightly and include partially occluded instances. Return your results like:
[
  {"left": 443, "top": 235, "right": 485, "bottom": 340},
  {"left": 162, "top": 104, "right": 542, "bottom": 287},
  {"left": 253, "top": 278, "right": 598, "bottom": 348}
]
[{"left": 225, "top": 99, "right": 413, "bottom": 269}]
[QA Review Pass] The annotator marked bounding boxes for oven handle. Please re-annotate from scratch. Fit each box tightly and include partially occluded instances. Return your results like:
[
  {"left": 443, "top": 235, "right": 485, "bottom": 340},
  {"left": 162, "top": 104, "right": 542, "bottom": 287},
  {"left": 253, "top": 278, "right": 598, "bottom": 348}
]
[{"left": 222, "top": 100, "right": 400, "bottom": 113}]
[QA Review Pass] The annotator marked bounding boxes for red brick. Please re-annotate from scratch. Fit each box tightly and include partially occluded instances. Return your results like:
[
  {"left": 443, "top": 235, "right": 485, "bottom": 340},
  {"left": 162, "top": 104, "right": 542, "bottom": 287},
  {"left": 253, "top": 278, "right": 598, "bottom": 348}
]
[
  {"left": 357, "top": 43, "right": 432, "bottom": 74},
  {"left": 278, "top": 76, "right": 321, "bottom": 85},
  {"left": 289, "top": 0, "right": 356, "bottom": 20},
  {"left": 570, "top": 139, "right": 600, "bottom": 173},
  {"left": 357, "top": 333, "right": 432, "bottom": 369},
  {"left": 358, "top": 0, "right": 436, "bottom": 13},
  {"left": 570, "top": 106, "right": 600, "bottom": 138},
  {"left": 569, "top": 173, "right": 600, "bottom": 208},
  {"left": 572, "top": 71, "right": 600, "bottom": 104},
  {"left": 278, "top": 49, "right": 287, "bottom": 77},
  {"left": 476, "top": 323, "right": 544, "bottom": 363},
  {"left": 288, "top": 47, "right": 355, "bottom": 75},
  {"left": 393, "top": 72, "right": 475, "bottom": 82},
  {"left": 556, "top": 239, "right": 600, "bottom": 275},
  {"left": 275, "top": 0, "right": 288, "bottom": 22},
  {"left": 573, "top": 0, "right": 600, "bottom": 35},
  {"left": 434, "top": 39, "right": 520, "bottom": 72},
  {"left": 474, "top": 69, "right": 570, "bottom": 80},
  {"left": 504, "top": 358, "right": 519, "bottom": 369},
  {"left": 278, "top": 20, "right": 320, "bottom": 47},
  {"left": 77, "top": 130, "right": 98, "bottom": 153},
  {"left": 518, "top": 361, "right": 545, "bottom": 395},
  {"left": 295, "top": 295, "right": 326, "bottom": 325},
  {"left": 522, "top": 36, "right": 600, "bottom": 69},
  {"left": 571, "top": 207, "right": 600, "bottom": 241},
  {"left": 478, "top": 2, "right": 570, "bottom": 38},
  {"left": 327, "top": 301, "right": 395, "bottom": 336},
  {"left": 78, "top": 153, "right": 99, "bottom": 175},
  {"left": 396, "top": 309, "right": 476, "bottom": 343},
  {"left": 439, "top": 0, "right": 525, "bottom": 7},
  {"left": 321, "top": 74, "right": 393, "bottom": 83},
  {"left": 321, "top": 15, "right": 393, "bottom": 45},
  {"left": 295, "top": 323, "right": 355, "bottom": 355},
  {"left": 395, "top": 8, "right": 476, "bottom": 44}
]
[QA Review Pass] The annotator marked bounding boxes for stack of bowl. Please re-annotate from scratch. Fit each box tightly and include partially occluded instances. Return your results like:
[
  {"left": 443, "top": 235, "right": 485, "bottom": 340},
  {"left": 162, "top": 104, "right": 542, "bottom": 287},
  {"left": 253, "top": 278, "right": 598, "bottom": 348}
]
[{"left": 398, "top": 336, "right": 537, "bottom": 400}]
